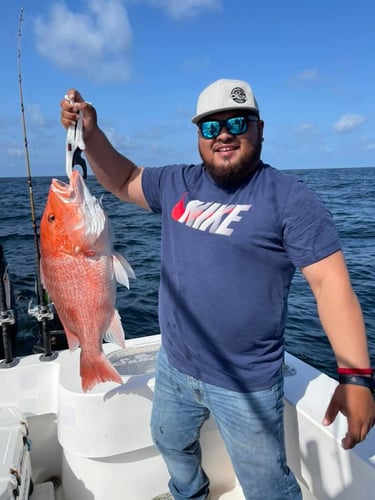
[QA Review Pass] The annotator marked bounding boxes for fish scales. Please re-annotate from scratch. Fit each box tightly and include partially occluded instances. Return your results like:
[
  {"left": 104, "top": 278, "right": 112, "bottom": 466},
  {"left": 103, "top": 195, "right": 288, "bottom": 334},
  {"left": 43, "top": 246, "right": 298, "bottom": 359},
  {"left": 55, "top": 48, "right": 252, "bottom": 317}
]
[
  {"left": 39, "top": 170, "right": 135, "bottom": 392},
  {"left": 42, "top": 255, "right": 115, "bottom": 344}
]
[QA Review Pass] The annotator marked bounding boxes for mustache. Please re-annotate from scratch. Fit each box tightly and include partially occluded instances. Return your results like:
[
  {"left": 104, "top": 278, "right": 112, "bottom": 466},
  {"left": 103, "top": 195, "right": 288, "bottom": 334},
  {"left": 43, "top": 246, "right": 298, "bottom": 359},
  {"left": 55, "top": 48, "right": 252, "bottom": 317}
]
[{"left": 201, "top": 139, "right": 263, "bottom": 188}]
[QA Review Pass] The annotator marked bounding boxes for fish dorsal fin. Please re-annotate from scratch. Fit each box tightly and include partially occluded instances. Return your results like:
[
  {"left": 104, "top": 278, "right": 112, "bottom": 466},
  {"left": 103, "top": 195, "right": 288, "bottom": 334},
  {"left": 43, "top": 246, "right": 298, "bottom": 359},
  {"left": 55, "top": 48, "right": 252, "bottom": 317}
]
[
  {"left": 112, "top": 251, "right": 136, "bottom": 289},
  {"left": 103, "top": 309, "right": 125, "bottom": 348}
]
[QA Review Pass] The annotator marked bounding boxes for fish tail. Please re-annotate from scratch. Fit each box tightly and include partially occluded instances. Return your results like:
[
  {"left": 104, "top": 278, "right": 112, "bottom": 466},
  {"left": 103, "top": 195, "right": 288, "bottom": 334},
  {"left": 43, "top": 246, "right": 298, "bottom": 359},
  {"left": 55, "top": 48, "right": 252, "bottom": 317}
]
[{"left": 80, "top": 352, "right": 122, "bottom": 392}]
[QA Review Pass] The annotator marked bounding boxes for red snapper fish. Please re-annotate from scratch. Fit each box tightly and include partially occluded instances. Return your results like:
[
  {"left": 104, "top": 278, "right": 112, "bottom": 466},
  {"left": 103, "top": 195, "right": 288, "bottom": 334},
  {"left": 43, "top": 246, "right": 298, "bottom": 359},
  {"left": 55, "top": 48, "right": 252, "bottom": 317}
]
[{"left": 40, "top": 170, "right": 135, "bottom": 392}]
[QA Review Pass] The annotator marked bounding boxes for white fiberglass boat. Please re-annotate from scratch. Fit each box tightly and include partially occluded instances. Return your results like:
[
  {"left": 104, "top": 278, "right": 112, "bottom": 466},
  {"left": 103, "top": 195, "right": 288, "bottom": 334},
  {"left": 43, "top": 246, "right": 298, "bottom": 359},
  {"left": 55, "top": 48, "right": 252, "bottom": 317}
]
[
  {"left": 0, "top": 334, "right": 374, "bottom": 500},
  {"left": 6, "top": 8, "right": 373, "bottom": 498}
]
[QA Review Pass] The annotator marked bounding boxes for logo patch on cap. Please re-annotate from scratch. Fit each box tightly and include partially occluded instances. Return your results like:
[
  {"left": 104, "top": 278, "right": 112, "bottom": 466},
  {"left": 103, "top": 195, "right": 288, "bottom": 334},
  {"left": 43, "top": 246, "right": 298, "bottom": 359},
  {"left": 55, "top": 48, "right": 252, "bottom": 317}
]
[{"left": 230, "top": 87, "right": 247, "bottom": 104}]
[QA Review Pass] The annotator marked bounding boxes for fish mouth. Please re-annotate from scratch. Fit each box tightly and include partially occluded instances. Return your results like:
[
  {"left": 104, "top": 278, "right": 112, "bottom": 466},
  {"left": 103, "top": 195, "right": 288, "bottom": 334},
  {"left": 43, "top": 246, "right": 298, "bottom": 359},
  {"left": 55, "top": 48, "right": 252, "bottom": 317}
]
[
  {"left": 50, "top": 171, "right": 107, "bottom": 243},
  {"left": 51, "top": 170, "right": 88, "bottom": 204}
]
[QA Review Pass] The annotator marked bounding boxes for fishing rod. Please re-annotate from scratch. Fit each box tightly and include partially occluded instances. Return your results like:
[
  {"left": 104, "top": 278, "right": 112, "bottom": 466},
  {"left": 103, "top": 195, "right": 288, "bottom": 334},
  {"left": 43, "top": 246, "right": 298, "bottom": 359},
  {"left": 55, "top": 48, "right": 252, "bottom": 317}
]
[{"left": 18, "top": 6, "right": 57, "bottom": 360}]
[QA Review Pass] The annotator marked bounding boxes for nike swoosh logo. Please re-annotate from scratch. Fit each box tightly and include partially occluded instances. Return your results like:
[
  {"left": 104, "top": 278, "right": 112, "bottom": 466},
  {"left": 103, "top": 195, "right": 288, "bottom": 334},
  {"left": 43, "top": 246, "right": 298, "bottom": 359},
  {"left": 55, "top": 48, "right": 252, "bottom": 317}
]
[{"left": 171, "top": 192, "right": 187, "bottom": 221}]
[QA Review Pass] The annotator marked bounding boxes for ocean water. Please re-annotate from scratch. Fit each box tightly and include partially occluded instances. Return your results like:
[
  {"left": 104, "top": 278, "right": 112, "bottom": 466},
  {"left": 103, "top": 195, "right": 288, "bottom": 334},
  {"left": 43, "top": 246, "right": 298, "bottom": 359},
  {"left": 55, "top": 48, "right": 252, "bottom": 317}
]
[{"left": 0, "top": 166, "right": 374, "bottom": 379}]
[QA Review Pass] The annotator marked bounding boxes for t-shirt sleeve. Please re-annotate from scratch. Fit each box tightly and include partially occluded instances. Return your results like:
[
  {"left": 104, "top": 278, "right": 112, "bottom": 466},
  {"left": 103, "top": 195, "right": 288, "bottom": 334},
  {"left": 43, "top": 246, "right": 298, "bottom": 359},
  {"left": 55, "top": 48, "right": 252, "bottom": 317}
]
[
  {"left": 141, "top": 166, "right": 165, "bottom": 213},
  {"left": 283, "top": 179, "right": 341, "bottom": 268}
]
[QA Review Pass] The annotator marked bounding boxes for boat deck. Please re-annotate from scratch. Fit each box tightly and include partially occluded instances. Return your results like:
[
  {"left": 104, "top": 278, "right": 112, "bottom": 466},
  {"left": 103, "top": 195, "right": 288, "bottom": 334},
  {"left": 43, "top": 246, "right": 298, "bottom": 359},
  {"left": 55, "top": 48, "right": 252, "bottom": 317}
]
[{"left": 1, "top": 335, "right": 374, "bottom": 500}]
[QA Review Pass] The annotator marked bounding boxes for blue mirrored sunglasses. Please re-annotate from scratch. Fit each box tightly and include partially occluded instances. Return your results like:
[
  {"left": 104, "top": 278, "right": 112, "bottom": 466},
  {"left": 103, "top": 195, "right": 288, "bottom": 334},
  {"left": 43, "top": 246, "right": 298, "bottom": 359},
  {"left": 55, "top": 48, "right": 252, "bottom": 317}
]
[{"left": 198, "top": 115, "right": 259, "bottom": 139}]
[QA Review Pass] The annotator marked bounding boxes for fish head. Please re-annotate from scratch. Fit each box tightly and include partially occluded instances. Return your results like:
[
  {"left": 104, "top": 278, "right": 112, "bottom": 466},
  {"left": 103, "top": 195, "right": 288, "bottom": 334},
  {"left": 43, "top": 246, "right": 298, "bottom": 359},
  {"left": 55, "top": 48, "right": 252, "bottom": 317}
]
[{"left": 40, "top": 170, "right": 110, "bottom": 257}]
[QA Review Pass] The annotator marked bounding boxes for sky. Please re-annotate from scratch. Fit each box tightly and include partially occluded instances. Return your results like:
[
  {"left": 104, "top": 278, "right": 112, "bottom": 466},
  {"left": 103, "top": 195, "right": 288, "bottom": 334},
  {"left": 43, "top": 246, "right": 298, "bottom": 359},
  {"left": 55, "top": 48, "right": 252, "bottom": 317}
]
[{"left": 1, "top": 0, "right": 375, "bottom": 177}]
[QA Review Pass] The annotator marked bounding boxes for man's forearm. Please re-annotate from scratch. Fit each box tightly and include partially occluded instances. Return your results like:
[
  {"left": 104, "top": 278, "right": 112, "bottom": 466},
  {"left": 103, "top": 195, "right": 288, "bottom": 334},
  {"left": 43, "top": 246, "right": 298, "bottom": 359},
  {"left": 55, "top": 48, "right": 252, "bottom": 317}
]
[
  {"left": 84, "top": 127, "right": 139, "bottom": 200},
  {"left": 317, "top": 287, "right": 370, "bottom": 369}
]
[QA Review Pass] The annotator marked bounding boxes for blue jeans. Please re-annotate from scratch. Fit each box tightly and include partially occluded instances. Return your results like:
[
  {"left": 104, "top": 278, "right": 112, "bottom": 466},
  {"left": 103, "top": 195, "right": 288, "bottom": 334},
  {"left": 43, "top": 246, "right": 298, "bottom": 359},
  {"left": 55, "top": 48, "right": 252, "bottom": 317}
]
[{"left": 151, "top": 347, "right": 302, "bottom": 500}]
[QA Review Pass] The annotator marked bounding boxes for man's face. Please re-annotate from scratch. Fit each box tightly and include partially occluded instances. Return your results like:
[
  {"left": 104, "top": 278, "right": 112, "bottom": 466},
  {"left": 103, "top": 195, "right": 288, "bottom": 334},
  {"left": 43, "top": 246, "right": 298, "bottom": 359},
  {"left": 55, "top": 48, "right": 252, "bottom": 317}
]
[{"left": 197, "top": 111, "right": 264, "bottom": 187}]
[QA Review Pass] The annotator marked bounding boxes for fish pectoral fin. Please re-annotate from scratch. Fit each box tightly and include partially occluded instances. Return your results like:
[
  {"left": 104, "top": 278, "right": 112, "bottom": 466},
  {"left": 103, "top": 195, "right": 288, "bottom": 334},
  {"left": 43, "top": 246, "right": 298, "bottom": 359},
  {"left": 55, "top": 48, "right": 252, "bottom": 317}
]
[
  {"left": 103, "top": 309, "right": 125, "bottom": 348},
  {"left": 62, "top": 325, "right": 81, "bottom": 351},
  {"left": 112, "top": 251, "right": 136, "bottom": 288}
]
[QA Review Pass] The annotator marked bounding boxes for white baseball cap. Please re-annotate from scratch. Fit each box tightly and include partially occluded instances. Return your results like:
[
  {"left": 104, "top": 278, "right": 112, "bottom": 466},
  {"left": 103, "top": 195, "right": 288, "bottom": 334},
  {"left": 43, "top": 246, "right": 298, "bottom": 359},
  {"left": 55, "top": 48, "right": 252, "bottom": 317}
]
[{"left": 192, "top": 79, "right": 260, "bottom": 124}]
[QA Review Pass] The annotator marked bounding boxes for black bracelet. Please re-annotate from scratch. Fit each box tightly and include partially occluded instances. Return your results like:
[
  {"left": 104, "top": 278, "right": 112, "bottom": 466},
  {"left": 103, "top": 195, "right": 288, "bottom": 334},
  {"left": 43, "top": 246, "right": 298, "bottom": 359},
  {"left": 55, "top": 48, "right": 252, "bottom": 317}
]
[{"left": 338, "top": 374, "right": 375, "bottom": 396}]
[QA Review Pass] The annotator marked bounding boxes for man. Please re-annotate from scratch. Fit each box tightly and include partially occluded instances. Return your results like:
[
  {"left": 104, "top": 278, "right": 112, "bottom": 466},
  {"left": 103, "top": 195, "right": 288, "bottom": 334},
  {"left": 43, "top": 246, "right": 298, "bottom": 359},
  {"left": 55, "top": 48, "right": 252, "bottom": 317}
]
[{"left": 60, "top": 79, "right": 374, "bottom": 500}]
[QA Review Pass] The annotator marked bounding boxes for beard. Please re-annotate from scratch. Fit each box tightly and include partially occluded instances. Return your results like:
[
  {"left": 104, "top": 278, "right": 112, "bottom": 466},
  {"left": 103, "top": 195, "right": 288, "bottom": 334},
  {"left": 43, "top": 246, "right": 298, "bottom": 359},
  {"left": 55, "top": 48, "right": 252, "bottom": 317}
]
[{"left": 200, "top": 139, "right": 262, "bottom": 188}]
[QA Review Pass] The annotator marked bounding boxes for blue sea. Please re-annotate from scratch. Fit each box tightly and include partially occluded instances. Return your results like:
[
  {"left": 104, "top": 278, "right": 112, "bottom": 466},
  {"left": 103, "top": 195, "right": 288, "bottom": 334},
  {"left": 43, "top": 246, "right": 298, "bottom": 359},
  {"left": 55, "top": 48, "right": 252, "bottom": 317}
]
[{"left": 0, "top": 167, "right": 374, "bottom": 379}]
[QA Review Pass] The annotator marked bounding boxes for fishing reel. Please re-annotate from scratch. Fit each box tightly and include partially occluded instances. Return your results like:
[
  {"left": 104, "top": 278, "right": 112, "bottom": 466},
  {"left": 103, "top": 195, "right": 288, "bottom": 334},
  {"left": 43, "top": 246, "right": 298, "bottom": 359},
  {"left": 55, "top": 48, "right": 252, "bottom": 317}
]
[
  {"left": 27, "top": 300, "right": 55, "bottom": 322},
  {"left": 0, "top": 309, "right": 16, "bottom": 327}
]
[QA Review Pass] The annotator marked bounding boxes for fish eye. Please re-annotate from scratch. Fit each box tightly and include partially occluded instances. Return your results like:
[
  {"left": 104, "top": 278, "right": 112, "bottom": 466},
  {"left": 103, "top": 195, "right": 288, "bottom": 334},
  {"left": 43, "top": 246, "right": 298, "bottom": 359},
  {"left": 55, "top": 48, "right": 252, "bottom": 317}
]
[{"left": 48, "top": 214, "right": 55, "bottom": 222}]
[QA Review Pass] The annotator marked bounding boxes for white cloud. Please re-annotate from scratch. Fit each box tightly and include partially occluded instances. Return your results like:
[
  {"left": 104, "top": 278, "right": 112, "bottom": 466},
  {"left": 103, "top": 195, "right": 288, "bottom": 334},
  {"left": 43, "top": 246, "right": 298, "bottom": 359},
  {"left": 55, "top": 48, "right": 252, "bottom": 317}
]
[
  {"left": 32, "top": 0, "right": 221, "bottom": 83},
  {"left": 296, "top": 69, "right": 320, "bottom": 81},
  {"left": 104, "top": 126, "right": 133, "bottom": 150},
  {"left": 33, "top": 0, "right": 133, "bottom": 83},
  {"left": 298, "top": 123, "right": 315, "bottom": 133},
  {"left": 103, "top": 126, "right": 147, "bottom": 156},
  {"left": 27, "top": 104, "right": 45, "bottom": 127},
  {"left": 333, "top": 113, "right": 365, "bottom": 133},
  {"left": 147, "top": 0, "right": 222, "bottom": 19},
  {"left": 6, "top": 146, "right": 24, "bottom": 158}
]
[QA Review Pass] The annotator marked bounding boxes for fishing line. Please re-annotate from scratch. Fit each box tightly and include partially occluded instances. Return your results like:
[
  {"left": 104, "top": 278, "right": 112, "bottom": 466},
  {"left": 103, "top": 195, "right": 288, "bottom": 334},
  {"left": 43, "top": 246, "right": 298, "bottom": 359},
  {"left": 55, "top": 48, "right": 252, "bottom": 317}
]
[
  {"left": 18, "top": 7, "right": 56, "bottom": 360},
  {"left": 17, "top": 6, "right": 45, "bottom": 307}
]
